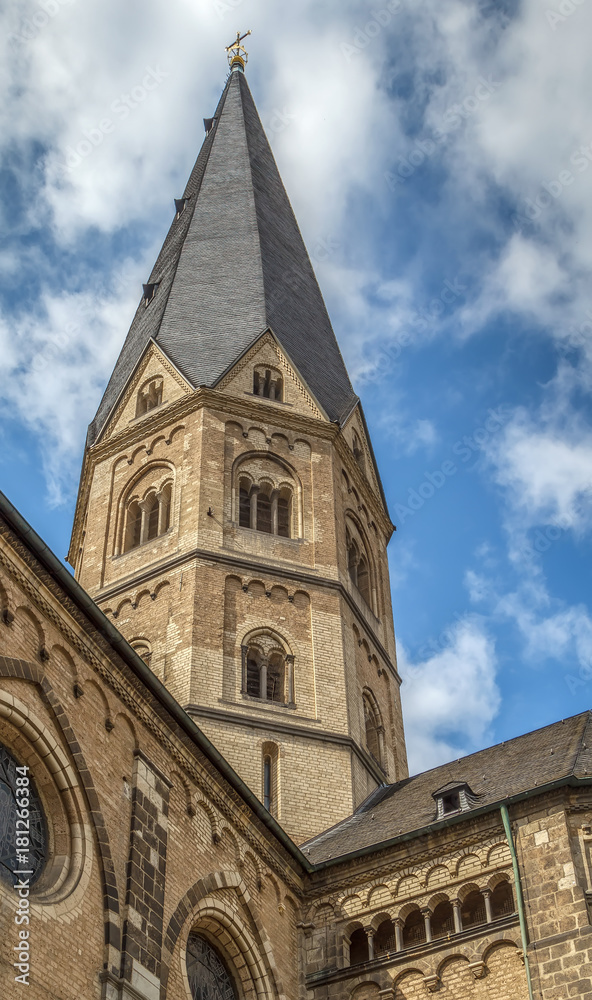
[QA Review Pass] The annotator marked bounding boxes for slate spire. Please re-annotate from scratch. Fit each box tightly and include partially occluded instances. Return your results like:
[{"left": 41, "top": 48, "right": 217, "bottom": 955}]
[{"left": 89, "top": 66, "right": 357, "bottom": 443}]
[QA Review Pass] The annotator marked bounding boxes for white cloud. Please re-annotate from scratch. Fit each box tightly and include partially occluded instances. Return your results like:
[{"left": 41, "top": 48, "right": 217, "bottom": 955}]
[
  {"left": 0, "top": 271, "right": 142, "bottom": 505},
  {"left": 400, "top": 619, "right": 500, "bottom": 774},
  {"left": 485, "top": 404, "right": 592, "bottom": 538}
]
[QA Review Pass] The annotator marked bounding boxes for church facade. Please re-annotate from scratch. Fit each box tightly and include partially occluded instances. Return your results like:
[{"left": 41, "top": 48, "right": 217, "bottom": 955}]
[{"left": 1, "top": 46, "right": 592, "bottom": 1000}]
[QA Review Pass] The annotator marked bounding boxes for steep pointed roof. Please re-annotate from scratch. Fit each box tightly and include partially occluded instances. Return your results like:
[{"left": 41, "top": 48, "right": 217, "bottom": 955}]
[{"left": 89, "top": 69, "right": 357, "bottom": 443}]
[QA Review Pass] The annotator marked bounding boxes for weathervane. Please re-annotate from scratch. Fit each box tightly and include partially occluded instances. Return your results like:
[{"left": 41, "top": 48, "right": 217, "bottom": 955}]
[{"left": 226, "top": 29, "right": 252, "bottom": 72}]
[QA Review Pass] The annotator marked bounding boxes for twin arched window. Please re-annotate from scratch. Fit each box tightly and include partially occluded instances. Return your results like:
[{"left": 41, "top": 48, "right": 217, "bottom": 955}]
[
  {"left": 136, "top": 377, "right": 163, "bottom": 417},
  {"left": 363, "top": 692, "right": 384, "bottom": 769},
  {"left": 352, "top": 430, "right": 365, "bottom": 473},
  {"left": 253, "top": 365, "right": 283, "bottom": 401},
  {"left": 121, "top": 480, "right": 172, "bottom": 553},
  {"left": 346, "top": 521, "right": 372, "bottom": 607},
  {"left": 241, "top": 633, "right": 295, "bottom": 705}
]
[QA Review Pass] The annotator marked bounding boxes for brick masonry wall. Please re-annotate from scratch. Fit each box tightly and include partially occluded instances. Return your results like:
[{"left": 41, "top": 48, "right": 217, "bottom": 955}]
[
  {"left": 71, "top": 349, "right": 406, "bottom": 843},
  {"left": 0, "top": 528, "right": 303, "bottom": 1000}
]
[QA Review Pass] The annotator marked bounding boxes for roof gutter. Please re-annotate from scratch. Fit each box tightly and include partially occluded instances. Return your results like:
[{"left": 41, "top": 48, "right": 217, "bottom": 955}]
[{"left": 0, "top": 490, "right": 313, "bottom": 874}]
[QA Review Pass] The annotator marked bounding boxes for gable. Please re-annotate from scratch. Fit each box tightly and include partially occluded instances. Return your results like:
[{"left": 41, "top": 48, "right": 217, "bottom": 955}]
[
  {"left": 215, "top": 330, "right": 328, "bottom": 421},
  {"left": 99, "top": 341, "right": 193, "bottom": 442}
]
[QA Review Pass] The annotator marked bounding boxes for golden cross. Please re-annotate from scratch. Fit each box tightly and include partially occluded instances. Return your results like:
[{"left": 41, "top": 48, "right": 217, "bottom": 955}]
[{"left": 225, "top": 29, "right": 252, "bottom": 69}]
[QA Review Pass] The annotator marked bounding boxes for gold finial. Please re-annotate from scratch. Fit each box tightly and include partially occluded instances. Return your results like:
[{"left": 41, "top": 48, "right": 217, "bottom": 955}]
[{"left": 225, "top": 29, "right": 251, "bottom": 72}]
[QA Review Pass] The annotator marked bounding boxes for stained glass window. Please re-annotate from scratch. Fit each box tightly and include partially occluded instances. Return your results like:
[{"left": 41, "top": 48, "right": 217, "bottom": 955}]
[
  {"left": 0, "top": 744, "right": 47, "bottom": 887},
  {"left": 187, "top": 933, "right": 237, "bottom": 1000}
]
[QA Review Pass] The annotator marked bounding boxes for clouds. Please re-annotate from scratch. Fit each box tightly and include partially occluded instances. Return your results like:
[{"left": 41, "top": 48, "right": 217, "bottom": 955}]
[{"left": 400, "top": 619, "right": 500, "bottom": 774}]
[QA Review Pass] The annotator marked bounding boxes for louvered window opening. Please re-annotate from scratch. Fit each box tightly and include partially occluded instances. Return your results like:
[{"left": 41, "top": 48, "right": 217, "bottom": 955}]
[{"left": 239, "top": 487, "right": 291, "bottom": 537}]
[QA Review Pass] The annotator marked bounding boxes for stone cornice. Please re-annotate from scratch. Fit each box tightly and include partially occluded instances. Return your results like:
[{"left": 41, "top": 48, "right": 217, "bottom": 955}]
[
  {"left": 185, "top": 703, "right": 388, "bottom": 786},
  {"left": 94, "top": 546, "right": 401, "bottom": 685},
  {"left": 69, "top": 387, "right": 393, "bottom": 564}
]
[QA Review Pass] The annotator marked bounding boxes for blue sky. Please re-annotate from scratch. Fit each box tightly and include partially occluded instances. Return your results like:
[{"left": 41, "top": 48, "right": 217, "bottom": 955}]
[{"left": 1, "top": 0, "right": 591, "bottom": 774}]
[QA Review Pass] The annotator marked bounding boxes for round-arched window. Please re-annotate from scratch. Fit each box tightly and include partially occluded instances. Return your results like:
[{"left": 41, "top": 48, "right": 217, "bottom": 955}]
[
  {"left": 0, "top": 743, "right": 47, "bottom": 887},
  {"left": 187, "top": 933, "right": 237, "bottom": 1000}
]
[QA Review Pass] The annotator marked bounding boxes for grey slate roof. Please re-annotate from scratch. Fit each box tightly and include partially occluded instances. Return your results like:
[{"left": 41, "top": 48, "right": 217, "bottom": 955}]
[
  {"left": 89, "top": 70, "right": 357, "bottom": 443},
  {"left": 301, "top": 711, "right": 592, "bottom": 861}
]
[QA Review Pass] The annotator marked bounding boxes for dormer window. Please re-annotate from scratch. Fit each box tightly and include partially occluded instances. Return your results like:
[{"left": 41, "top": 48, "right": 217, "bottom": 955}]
[
  {"left": 441, "top": 791, "right": 461, "bottom": 815},
  {"left": 433, "top": 781, "right": 476, "bottom": 820},
  {"left": 253, "top": 365, "right": 283, "bottom": 401},
  {"left": 142, "top": 282, "right": 158, "bottom": 306}
]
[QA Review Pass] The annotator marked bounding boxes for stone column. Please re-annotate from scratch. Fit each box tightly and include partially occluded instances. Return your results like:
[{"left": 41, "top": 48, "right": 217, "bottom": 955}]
[
  {"left": 260, "top": 658, "right": 268, "bottom": 700},
  {"left": 285, "top": 654, "right": 295, "bottom": 704},
  {"left": 364, "top": 927, "right": 374, "bottom": 961},
  {"left": 422, "top": 908, "right": 432, "bottom": 944},
  {"left": 394, "top": 919, "right": 404, "bottom": 952},
  {"left": 270, "top": 490, "right": 279, "bottom": 535},
  {"left": 452, "top": 898, "right": 462, "bottom": 934},
  {"left": 139, "top": 498, "right": 152, "bottom": 544},
  {"left": 249, "top": 485, "right": 259, "bottom": 530},
  {"left": 156, "top": 489, "right": 168, "bottom": 535},
  {"left": 483, "top": 888, "right": 493, "bottom": 924}
]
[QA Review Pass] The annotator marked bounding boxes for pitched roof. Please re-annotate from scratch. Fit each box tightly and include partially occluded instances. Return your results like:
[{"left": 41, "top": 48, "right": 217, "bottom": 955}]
[
  {"left": 89, "top": 69, "right": 357, "bottom": 443},
  {"left": 301, "top": 711, "right": 592, "bottom": 861}
]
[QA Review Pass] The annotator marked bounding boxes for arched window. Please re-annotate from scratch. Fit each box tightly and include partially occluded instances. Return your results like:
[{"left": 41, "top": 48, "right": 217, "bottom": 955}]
[
  {"left": 122, "top": 480, "right": 173, "bottom": 553},
  {"left": 261, "top": 742, "right": 278, "bottom": 815},
  {"left": 125, "top": 500, "right": 142, "bottom": 551},
  {"left": 431, "top": 900, "right": 455, "bottom": 939},
  {"left": 374, "top": 919, "right": 396, "bottom": 956},
  {"left": 136, "top": 377, "right": 163, "bottom": 417},
  {"left": 363, "top": 692, "right": 383, "bottom": 768},
  {"left": 402, "top": 908, "right": 425, "bottom": 948},
  {"left": 346, "top": 520, "right": 373, "bottom": 609},
  {"left": 352, "top": 430, "right": 365, "bottom": 472},
  {"left": 238, "top": 478, "right": 293, "bottom": 538},
  {"left": 234, "top": 456, "right": 298, "bottom": 539},
  {"left": 145, "top": 493, "right": 159, "bottom": 541},
  {"left": 239, "top": 481, "right": 251, "bottom": 528},
  {"left": 491, "top": 881, "right": 514, "bottom": 918},
  {"left": 349, "top": 927, "right": 369, "bottom": 966},
  {"left": 357, "top": 555, "right": 370, "bottom": 605},
  {"left": 256, "top": 487, "right": 272, "bottom": 533},
  {"left": 241, "top": 634, "right": 294, "bottom": 705},
  {"left": 253, "top": 365, "right": 283, "bottom": 401},
  {"left": 0, "top": 743, "right": 47, "bottom": 886},
  {"left": 186, "top": 933, "right": 237, "bottom": 1000},
  {"left": 461, "top": 890, "right": 487, "bottom": 929}
]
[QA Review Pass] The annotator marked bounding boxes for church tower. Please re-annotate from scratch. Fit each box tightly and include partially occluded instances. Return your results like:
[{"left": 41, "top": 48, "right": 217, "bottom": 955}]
[{"left": 68, "top": 45, "right": 407, "bottom": 844}]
